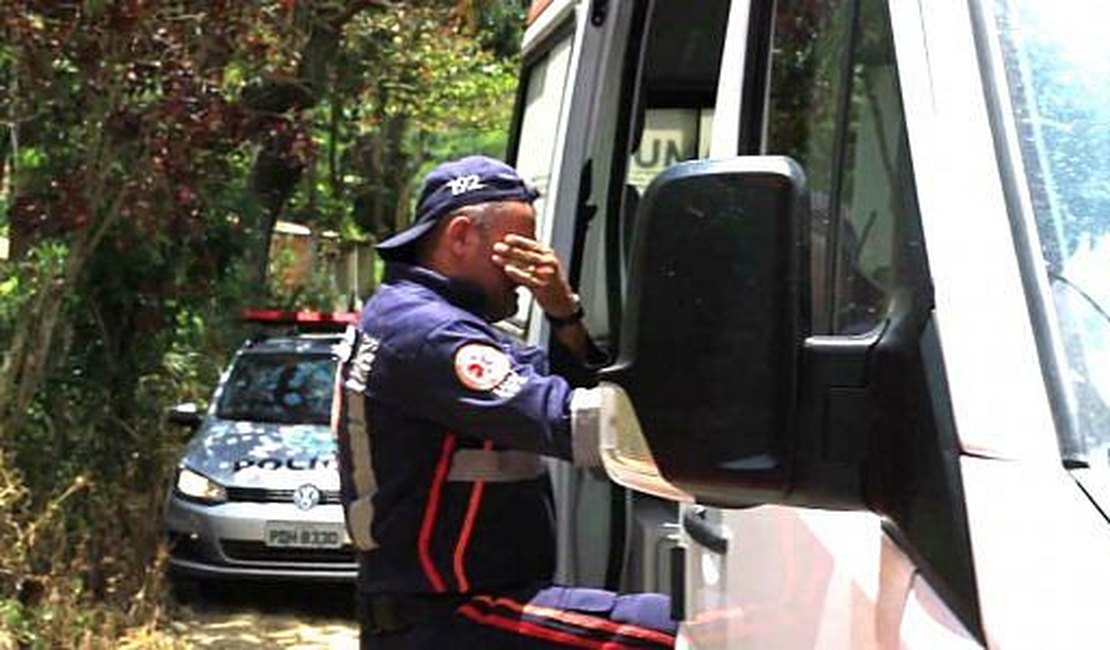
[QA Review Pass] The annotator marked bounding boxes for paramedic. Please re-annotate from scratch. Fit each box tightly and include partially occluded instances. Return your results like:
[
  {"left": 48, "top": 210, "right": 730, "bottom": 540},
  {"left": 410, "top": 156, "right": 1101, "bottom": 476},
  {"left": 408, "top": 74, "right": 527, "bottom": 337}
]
[{"left": 334, "top": 155, "right": 676, "bottom": 649}]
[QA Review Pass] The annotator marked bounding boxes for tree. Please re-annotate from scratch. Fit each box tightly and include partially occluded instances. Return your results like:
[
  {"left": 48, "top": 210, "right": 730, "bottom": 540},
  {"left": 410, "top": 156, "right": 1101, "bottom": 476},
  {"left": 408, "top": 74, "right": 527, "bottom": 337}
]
[
  {"left": 286, "top": 1, "right": 523, "bottom": 248},
  {"left": 0, "top": 1, "right": 523, "bottom": 643}
]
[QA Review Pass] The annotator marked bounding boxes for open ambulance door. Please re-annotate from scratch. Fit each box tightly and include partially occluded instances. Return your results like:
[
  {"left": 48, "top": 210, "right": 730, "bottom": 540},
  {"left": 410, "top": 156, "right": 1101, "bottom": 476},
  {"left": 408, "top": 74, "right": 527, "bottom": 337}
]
[{"left": 507, "top": 0, "right": 732, "bottom": 595}]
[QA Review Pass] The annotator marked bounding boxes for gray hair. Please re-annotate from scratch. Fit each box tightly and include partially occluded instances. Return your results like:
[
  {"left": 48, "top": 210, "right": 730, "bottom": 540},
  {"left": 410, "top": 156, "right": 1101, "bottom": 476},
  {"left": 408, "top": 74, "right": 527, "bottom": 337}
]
[{"left": 414, "top": 202, "right": 507, "bottom": 261}]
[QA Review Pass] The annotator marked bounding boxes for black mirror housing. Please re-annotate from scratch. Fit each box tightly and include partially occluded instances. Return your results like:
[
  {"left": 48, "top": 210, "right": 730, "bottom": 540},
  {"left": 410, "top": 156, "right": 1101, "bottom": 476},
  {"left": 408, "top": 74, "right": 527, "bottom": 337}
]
[
  {"left": 602, "top": 156, "right": 809, "bottom": 507},
  {"left": 167, "top": 402, "right": 204, "bottom": 428}
]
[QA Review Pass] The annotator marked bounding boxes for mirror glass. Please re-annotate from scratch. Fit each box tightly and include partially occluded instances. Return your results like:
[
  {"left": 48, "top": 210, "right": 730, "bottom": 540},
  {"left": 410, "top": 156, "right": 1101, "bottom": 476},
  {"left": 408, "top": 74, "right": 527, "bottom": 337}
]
[{"left": 605, "top": 157, "right": 807, "bottom": 504}]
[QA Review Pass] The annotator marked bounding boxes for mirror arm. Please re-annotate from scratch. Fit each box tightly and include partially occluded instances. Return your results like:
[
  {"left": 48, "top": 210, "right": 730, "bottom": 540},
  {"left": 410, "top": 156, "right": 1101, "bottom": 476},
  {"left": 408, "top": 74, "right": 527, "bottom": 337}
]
[{"left": 794, "top": 324, "right": 886, "bottom": 507}]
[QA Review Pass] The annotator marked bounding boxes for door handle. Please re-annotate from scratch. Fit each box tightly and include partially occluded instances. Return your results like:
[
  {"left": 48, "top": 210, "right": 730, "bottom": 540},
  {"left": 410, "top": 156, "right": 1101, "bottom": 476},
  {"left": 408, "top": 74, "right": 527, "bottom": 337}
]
[{"left": 682, "top": 506, "right": 729, "bottom": 554}]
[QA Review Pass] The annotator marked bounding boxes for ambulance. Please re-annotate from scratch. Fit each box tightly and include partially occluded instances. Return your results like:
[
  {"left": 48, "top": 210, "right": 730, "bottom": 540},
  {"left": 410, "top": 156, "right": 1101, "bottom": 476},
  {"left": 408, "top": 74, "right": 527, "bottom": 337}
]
[{"left": 508, "top": 0, "right": 1110, "bottom": 647}]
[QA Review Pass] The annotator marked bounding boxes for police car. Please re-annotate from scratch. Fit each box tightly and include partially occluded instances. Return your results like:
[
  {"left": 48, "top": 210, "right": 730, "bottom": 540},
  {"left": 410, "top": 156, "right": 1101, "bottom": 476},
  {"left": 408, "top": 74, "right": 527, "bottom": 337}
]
[{"left": 163, "top": 310, "right": 357, "bottom": 586}]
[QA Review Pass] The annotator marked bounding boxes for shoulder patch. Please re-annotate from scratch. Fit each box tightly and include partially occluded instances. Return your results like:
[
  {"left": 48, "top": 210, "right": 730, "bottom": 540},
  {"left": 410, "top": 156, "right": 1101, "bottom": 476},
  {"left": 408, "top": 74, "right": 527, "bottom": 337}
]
[{"left": 454, "top": 343, "right": 511, "bottom": 391}]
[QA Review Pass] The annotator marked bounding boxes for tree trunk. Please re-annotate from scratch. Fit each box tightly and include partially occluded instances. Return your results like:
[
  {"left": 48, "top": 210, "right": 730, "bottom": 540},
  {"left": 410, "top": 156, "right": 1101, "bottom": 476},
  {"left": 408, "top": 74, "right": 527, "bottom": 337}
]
[
  {"left": 0, "top": 66, "right": 126, "bottom": 439},
  {"left": 241, "top": 2, "right": 382, "bottom": 291},
  {"left": 388, "top": 116, "right": 416, "bottom": 234},
  {"left": 0, "top": 227, "right": 97, "bottom": 437},
  {"left": 0, "top": 124, "right": 9, "bottom": 201}
]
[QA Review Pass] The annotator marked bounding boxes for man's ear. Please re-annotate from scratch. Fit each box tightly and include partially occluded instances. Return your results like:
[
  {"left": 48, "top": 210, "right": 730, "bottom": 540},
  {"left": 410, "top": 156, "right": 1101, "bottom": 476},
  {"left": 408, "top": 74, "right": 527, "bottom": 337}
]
[{"left": 442, "top": 214, "right": 477, "bottom": 256}]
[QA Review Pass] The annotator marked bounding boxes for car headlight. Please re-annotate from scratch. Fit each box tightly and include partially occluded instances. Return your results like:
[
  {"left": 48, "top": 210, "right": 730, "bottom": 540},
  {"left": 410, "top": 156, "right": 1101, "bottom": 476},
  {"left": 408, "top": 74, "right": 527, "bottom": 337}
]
[{"left": 175, "top": 467, "right": 227, "bottom": 504}]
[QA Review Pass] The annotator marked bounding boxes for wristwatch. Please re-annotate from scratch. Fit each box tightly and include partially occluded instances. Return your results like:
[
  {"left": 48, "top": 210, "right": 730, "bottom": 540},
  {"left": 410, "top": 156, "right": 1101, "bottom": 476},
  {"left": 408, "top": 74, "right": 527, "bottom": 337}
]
[{"left": 546, "top": 295, "right": 585, "bottom": 329}]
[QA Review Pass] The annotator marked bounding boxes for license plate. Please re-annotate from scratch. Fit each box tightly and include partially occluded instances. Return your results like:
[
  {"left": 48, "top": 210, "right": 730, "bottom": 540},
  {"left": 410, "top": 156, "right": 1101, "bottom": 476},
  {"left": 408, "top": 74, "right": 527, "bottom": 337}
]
[{"left": 264, "top": 522, "right": 345, "bottom": 548}]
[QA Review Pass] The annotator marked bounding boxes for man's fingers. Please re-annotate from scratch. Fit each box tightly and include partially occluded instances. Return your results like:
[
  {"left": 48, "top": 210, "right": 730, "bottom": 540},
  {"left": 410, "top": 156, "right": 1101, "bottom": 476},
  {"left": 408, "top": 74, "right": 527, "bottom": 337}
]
[
  {"left": 502, "top": 234, "right": 546, "bottom": 251},
  {"left": 502, "top": 263, "right": 542, "bottom": 287},
  {"left": 494, "top": 253, "right": 556, "bottom": 287},
  {"left": 493, "top": 241, "right": 553, "bottom": 267},
  {"left": 497, "top": 237, "right": 558, "bottom": 265},
  {"left": 492, "top": 253, "right": 538, "bottom": 273}
]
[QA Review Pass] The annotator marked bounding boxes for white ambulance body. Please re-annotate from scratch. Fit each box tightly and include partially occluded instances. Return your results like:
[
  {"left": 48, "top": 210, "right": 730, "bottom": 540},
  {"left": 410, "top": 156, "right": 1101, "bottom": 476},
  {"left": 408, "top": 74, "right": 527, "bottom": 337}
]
[{"left": 507, "top": 0, "right": 1110, "bottom": 647}]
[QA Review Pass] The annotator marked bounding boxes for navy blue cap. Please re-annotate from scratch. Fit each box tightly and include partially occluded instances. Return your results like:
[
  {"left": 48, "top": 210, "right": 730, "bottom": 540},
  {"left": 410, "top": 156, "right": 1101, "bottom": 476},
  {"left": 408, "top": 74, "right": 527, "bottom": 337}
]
[{"left": 376, "top": 155, "right": 540, "bottom": 262}]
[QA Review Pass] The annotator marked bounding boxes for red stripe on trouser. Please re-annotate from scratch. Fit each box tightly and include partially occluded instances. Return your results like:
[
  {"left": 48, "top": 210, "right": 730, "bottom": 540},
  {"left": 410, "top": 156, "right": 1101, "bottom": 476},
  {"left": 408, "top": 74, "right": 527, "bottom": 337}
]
[
  {"left": 418, "top": 433, "right": 457, "bottom": 592},
  {"left": 453, "top": 439, "right": 493, "bottom": 592},
  {"left": 473, "top": 596, "right": 675, "bottom": 647},
  {"left": 457, "top": 604, "right": 647, "bottom": 649}
]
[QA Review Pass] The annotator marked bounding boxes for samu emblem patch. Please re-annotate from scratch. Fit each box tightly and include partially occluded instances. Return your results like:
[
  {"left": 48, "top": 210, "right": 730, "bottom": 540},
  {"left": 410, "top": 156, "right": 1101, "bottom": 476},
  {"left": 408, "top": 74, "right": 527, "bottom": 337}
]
[{"left": 454, "top": 343, "right": 511, "bottom": 391}]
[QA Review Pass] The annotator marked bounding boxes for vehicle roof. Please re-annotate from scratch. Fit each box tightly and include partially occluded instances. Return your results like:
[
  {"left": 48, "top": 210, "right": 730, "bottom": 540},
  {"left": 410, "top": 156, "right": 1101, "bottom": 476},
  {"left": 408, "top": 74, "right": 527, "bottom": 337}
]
[{"left": 237, "top": 333, "right": 344, "bottom": 356}]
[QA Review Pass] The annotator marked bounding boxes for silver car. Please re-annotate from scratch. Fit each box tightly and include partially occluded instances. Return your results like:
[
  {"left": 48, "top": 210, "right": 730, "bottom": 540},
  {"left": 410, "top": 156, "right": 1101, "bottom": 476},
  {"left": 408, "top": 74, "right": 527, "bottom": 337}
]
[{"left": 164, "top": 332, "right": 356, "bottom": 584}]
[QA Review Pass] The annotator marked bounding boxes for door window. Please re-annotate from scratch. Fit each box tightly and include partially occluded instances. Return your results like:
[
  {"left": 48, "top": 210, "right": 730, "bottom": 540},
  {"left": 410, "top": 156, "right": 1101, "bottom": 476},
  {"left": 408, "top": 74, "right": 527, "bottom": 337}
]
[
  {"left": 764, "top": 0, "right": 855, "bottom": 334},
  {"left": 829, "top": 0, "right": 912, "bottom": 334},
  {"left": 514, "top": 33, "right": 575, "bottom": 225},
  {"left": 627, "top": 108, "right": 714, "bottom": 193},
  {"left": 507, "top": 30, "right": 575, "bottom": 328},
  {"left": 576, "top": 0, "right": 729, "bottom": 351},
  {"left": 765, "top": 0, "right": 916, "bottom": 335},
  {"left": 762, "top": 0, "right": 984, "bottom": 634}
]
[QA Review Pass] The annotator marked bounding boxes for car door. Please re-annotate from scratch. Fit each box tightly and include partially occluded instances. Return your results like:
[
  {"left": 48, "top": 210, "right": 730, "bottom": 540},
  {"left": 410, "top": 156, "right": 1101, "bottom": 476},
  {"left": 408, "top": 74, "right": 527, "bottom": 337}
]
[{"left": 680, "top": 1, "right": 981, "bottom": 647}]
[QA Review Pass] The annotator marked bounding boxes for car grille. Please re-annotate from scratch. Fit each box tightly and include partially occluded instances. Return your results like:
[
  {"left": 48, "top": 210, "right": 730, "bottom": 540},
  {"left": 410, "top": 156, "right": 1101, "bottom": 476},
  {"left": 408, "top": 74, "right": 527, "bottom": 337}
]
[
  {"left": 225, "top": 487, "right": 342, "bottom": 505},
  {"left": 221, "top": 540, "right": 356, "bottom": 565}
]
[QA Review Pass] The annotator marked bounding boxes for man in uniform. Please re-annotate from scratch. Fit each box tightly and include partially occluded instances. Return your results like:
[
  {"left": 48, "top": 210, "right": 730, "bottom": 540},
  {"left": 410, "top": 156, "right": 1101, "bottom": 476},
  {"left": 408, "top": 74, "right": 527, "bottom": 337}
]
[{"left": 334, "top": 156, "right": 676, "bottom": 648}]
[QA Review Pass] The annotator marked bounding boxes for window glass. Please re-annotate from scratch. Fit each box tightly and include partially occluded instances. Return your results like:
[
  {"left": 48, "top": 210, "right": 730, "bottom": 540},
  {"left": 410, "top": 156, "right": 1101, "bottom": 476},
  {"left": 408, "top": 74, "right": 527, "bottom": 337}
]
[
  {"left": 617, "top": 0, "right": 728, "bottom": 285},
  {"left": 765, "top": 1, "right": 854, "bottom": 334},
  {"left": 627, "top": 108, "right": 715, "bottom": 193},
  {"left": 510, "top": 32, "right": 575, "bottom": 325},
  {"left": 830, "top": 0, "right": 906, "bottom": 334},
  {"left": 765, "top": 0, "right": 911, "bottom": 335},
  {"left": 217, "top": 354, "right": 337, "bottom": 425},
  {"left": 993, "top": 0, "right": 1110, "bottom": 460},
  {"left": 622, "top": 107, "right": 714, "bottom": 267},
  {"left": 576, "top": 0, "right": 728, "bottom": 348},
  {"left": 515, "top": 34, "right": 574, "bottom": 222}
]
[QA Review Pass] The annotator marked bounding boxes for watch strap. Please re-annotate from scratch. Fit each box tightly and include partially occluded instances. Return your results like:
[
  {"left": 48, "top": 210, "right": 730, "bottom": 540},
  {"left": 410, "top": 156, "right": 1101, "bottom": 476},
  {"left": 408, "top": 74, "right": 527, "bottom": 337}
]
[{"left": 545, "top": 297, "right": 585, "bottom": 329}]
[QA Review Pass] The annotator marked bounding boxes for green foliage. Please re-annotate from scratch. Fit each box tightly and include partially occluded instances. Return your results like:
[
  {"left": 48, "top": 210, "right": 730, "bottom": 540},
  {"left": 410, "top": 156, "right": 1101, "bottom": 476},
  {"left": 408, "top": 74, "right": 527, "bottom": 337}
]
[
  {"left": 0, "top": 1, "right": 523, "bottom": 645},
  {"left": 287, "top": 0, "right": 522, "bottom": 241}
]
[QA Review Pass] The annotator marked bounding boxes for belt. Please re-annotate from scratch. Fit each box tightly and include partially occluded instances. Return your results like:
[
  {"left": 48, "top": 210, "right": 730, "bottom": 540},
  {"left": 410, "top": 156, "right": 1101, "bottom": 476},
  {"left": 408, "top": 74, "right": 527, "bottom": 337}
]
[{"left": 359, "top": 592, "right": 467, "bottom": 635}]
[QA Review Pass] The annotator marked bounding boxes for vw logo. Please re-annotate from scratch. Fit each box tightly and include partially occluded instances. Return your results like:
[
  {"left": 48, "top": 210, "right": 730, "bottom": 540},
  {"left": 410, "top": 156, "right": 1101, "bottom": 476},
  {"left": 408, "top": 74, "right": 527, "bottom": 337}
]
[{"left": 292, "top": 484, "right": 321, "bottom": 511}]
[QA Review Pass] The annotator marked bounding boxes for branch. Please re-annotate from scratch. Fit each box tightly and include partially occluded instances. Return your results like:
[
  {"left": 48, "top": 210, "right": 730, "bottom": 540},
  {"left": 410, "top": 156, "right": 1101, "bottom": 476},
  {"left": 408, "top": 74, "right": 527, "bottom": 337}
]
[
  {"left": 337, "top": 0, "right": 393, "bottom": 25},
  {"left": 18, "top": 475, "right": 91, "bottom": 559}
]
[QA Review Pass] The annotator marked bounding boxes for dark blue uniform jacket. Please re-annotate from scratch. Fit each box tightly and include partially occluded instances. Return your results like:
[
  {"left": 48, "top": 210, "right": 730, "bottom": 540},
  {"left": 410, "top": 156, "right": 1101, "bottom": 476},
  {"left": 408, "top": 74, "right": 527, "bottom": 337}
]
[{"left": 336, "top": 263, "right": 595, "bottom": 595}]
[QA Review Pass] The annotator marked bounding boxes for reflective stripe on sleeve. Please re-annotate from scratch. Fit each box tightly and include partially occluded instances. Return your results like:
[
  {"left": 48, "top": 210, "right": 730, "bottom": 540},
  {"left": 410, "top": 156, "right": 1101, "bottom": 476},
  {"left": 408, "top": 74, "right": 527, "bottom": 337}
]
[
  {"left": 446, "top": 448, "right": 547, "bottom": 482},
  {"left": 343, "top": 331, "right": 379, "bottom": 393},
  {"left": 343, "top": 388, "right": 379, "bottom": 551}
]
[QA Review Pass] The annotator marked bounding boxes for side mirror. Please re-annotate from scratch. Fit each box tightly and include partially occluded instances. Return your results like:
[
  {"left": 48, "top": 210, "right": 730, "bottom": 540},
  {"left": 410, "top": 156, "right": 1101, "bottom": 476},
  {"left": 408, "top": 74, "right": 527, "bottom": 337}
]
[
  {"left": 167, "top": 402, "right": 204, "bottom": 428},
  {"left": 600, "top": 156, "right": 809, "bottom": 508}
]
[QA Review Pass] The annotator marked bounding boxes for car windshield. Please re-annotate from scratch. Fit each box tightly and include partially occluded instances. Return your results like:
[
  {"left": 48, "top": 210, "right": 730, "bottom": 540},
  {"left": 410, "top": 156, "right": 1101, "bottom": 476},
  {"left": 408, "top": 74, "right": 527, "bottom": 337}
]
[
  {"left": 993, "top": 0, "right": 1110, "bottom": 462},
  {"left": 216, "top": 353, "right": 337, "bottom": 426}
]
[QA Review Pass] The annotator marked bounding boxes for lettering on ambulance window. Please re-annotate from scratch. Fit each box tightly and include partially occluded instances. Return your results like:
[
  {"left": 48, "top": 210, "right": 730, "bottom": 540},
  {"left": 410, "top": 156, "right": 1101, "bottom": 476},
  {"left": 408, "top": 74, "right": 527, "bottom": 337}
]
[
  {"left": 626, "top": 108, "right": 714, "bottom": 193},
  {"left": 764, "top": 0, "right": 855, "bottom": 335},
  {"left": 509, "top": 32, "right": 575, "bottom": 327}
]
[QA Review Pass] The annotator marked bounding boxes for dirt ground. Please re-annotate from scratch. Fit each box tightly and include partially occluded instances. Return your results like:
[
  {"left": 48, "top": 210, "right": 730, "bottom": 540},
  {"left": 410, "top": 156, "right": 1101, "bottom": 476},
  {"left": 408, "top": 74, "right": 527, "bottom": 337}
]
[{"left": 169, "top": 581, "right": 359, "bottom": 649}]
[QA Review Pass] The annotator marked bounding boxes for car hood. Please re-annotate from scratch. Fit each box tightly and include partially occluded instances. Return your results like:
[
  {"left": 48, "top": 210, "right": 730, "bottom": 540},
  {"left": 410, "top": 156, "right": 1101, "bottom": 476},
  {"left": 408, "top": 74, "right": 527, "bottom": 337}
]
[{"left": 181, "top": 418, "right": 340, "bottom": 490}]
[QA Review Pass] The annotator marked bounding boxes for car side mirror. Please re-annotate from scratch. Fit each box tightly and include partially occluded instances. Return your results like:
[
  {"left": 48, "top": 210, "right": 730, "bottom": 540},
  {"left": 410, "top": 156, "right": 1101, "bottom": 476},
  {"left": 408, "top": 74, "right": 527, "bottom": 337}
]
[
  {"left": 599, "top": 156, "right": 808, "bottom": 507},
  {"left": 167, "top": 402, "right": 204, "bottom": 428}
]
